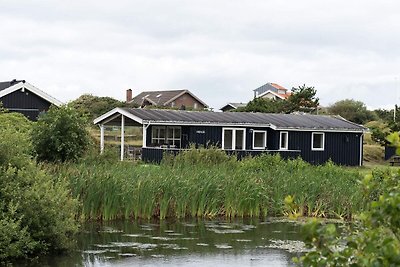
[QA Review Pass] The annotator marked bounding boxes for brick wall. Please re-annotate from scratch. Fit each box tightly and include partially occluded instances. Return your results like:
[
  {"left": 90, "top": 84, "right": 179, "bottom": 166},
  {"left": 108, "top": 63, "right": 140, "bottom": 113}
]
[{"left": 170, "top": 93, "right": 205, "bottom": 110}]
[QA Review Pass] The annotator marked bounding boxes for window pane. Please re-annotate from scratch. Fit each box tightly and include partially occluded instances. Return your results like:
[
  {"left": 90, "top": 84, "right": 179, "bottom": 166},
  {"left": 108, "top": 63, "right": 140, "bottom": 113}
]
[
  {"left": 152, "top": 128, "right": 158, "bottom": 138},
  {"left": 175, "top": 128, "right": 181, "bottom": 138},
  {"left": 159, "top": 128, "right": 166, "bottom": 138},
  {"left": 224, "top": 130, "right": 233, "bottom": 149},
  {"left": 235, "top": 130, "right": 244, "bottom": 149},
  {"left": 254, "top": 132, "right": 265, "bottom": 148},
  {"left": 313, "top": 134, "right": 323, "bottom": 149},
  {"left": 280, "top": 133, "right": 287, "bottom": 149},
  {"left": 174, "top": 140, "right": 181, "bottom": 148},
  {"left": 167, "top": 128, "right": 174, "bottom": 139}
]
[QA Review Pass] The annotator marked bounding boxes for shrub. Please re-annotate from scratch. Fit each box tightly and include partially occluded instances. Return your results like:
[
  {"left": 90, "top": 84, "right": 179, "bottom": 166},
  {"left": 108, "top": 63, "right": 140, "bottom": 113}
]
[
  {"left": 32, "top": 105, "right": 91, "bottom": 162},
  {"left": 0, "top": 112, "right": 78, "bottom": 262},
  {"left": 0, "top": 165, "right": 78, "bottom": 262},
  {"left": 0, "top": 112, "right": 32, "bottom": 168},
  {"left": 296, "top": 133, "right": 400, "bottom": 266}
]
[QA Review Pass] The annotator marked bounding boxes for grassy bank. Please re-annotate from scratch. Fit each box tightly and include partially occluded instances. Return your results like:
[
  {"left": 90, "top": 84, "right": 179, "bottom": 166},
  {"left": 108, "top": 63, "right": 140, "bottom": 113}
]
[{"left": 46, "top": 149, "right": 366, "bottom": 221}]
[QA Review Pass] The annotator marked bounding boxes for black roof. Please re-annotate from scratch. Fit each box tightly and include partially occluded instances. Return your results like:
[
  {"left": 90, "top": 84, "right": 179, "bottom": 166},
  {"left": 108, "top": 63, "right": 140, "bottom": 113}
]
[
  {"left": 114, "top": 108, "right": 365, "bottom": 131},
  {"left": 0, "top": 79, "right": 25, "bottom": 91},
  {"left": 220, "top": 102, "right": 247, "bottom": 111}
]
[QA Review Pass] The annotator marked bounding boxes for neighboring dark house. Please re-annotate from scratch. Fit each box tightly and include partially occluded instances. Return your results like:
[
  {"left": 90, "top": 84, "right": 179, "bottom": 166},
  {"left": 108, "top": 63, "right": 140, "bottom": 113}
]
[
  {"left": 94, "top": 108, "right": 366, "bottom": 166},
  {"left": 0, "top": 79, "right": 62, "bottom": 120},
  {"left": 126, "top": 89, "right": 208, "bottom": 110},
  {"left": 220, "top": 102, "right": 247, "bottom": 112}
]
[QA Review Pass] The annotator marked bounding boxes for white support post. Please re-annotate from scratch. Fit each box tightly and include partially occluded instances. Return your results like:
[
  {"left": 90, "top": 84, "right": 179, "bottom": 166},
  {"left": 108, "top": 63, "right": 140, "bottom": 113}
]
[
  {"left": 143, "top": 124, "right": 147, "bottom": 148},
  {"left": 121, "top": 115, "right": 125, "bottom": 161},
  {"left": 100, "top": 124, "right": 105, "bottom": 154}
]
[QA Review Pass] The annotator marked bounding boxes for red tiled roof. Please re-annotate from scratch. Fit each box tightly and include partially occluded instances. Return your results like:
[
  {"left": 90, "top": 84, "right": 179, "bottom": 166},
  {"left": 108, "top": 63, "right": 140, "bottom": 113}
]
[
  {"left": 270, "top": 83, "right": 287, "bottom": 91},
  {"left": 278, "top": 92, "right": 292, "bottom": 99}
]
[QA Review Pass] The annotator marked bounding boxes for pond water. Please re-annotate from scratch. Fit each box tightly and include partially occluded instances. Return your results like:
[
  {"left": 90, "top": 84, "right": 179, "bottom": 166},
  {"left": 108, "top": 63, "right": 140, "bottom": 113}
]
[{"left": 18, "top": 218, "right": 307, "bottom": 267}]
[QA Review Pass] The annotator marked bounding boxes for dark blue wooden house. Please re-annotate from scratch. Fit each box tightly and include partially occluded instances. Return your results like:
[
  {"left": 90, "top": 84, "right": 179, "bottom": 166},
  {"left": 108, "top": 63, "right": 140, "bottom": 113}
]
[
  {"left": 94, "top": 108, "right": 366, "bottom": 166},
  {"left": 0, "top": 79, "right": 62, "bottom": 120}
]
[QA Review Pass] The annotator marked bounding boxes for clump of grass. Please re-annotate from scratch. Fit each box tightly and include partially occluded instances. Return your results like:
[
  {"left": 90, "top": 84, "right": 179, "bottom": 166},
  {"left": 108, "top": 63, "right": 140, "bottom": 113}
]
[{"left": 46, "top": 149, "right": 365, "bottom": 221}]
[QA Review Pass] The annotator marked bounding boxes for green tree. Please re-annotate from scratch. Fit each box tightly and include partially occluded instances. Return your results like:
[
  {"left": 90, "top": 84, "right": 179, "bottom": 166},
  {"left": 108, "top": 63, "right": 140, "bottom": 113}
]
[
  {"left": 365, "top": 121, "right": 391, "bottom": 145},
  {"left": 69, "top": 94, "right": 138, "bottom": 121},
  {"left": 374, "top": 108, "right": 394, "bottom": 123},
  {"left": 286, "top": 84, "right": 319, "bottom": 113},
  {"left": 327, "top": 99, "right": 376, "bottom": 124},
  {"left": 32, "top": 105, "right": 91, "bottom": 162},
  {"left": 236, "top": 98, "right": 286, "bottom": 113}
]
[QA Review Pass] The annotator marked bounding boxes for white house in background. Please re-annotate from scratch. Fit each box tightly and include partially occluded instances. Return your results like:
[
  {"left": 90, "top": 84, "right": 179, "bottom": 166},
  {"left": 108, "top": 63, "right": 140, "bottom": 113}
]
[
  {"left": 253, "top": 82, "right": 291, "bottom": 100},
  {"left": 220, "top": 82, "right": 291, "bottom": 112}
]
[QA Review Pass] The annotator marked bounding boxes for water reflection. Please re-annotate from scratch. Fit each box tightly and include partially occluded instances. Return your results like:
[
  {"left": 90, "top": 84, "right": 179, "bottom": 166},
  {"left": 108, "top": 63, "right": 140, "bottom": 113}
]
[{"left": 17, "top": 218, "right": 305, "bottom": 267}]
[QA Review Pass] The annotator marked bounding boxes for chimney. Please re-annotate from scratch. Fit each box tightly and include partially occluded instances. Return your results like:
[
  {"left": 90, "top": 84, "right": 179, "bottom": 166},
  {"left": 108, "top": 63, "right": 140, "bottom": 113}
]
[{"left": 126, "top": 89, "right": 132, "bottom": 102}]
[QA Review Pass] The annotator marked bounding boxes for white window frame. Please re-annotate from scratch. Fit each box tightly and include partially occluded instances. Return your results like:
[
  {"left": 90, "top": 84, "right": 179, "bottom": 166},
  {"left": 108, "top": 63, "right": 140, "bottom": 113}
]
[
  {"left": 252, "top": 130, "right": 267, "bottom": 150},
  {"left": 151, "top": 126, "right": 166, "bottom": 145},
  {"left": 280, "top": 131, "right": 289, "bottom": 150},
  {"left": 222, "top": 128, "right": 246, "bottom": 150},
  {"left": 311, "top": 132, "right": 325, "bottom": 151},
  {"left": 166, "top": 126, "right": 181, "bottom": 147},
  {"left": 151, "top": 126, "right": 181, "bottom": 147}
]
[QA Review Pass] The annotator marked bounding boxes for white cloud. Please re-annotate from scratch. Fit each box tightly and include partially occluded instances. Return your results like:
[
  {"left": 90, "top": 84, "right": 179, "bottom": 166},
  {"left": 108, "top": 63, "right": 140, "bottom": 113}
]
[{"left": 1, "top": 0, "right": 400, "bottom": 110}]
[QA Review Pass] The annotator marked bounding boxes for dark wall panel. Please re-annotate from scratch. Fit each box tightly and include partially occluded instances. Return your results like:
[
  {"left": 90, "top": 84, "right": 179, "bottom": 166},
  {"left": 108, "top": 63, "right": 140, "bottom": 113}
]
[
  {"left": 385, "top": 146, "right": 396, "bottom": 160},
  {"left": 145, "top": 125, "right": 362, "bottom": 166},
  {"left": 187, "top": 126, "right": 222, "bottom": 148},
  {"left": 288, "top": 131, "right": 361, "bottom": 166},
  {"left": 0, "top": 89, "right": 52, "bottom": 121}
]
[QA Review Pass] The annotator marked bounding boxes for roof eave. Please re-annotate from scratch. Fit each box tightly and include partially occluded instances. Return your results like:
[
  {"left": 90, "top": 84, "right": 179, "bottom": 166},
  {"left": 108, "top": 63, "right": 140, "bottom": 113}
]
[
  {"left": 141, "top": 120, "right": 274, "bottom": 128},
  {"left": 275, "top": 126, "right": 366, "bottom": 133},
  {"left": 0, "top": 82, "right": 63, "bottom": 106},
  {"left": 93, "top": 107, "right": 144, "bottom": 125},
  {"left": 220, "top": 103, "right": 237, "bottom": 110},
  {"left": 258, "top": 90, "right": 285, "bottom": 99}
]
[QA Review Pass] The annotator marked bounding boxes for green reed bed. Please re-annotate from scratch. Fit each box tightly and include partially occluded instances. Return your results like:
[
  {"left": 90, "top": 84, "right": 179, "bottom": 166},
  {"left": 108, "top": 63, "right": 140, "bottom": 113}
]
[{"left": 46, "top": 149, "right": 365, "bottom": 221}]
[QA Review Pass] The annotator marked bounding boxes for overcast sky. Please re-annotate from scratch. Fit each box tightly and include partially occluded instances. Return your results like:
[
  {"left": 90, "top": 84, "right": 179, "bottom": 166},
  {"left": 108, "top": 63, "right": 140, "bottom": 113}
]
[{"left": 1, "top": 0, "right": 400, "bottom": 110}]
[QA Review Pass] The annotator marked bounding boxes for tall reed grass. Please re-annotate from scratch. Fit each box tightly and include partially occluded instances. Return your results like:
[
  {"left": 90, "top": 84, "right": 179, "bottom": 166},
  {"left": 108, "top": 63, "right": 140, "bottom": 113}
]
[{"left": 46, "top": 148, "right": 364, "bottom": 221}]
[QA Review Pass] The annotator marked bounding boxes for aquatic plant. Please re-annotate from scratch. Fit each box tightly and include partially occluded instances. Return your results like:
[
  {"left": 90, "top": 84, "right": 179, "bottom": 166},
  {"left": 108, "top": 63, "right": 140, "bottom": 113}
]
[{"left": 47, "top": 149, "right": 365, "bottom": 221}]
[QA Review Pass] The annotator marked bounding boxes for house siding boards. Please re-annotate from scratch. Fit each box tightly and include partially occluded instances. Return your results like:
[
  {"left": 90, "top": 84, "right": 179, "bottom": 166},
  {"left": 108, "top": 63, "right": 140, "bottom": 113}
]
[
  {"left": 144, "top": 125, "right": 362, "bottom": 166},
  {"left": 287, "top": 131, "right": 362, "bottom": 165},
  {"left": 0, "top": 88, "right": 52, "bottom": 121},
  {"left": 0, "top": 80, "right": 61, "bottom": 121},
  {"left": 94, "top": 108, "right": 365, "bottom": 166}
]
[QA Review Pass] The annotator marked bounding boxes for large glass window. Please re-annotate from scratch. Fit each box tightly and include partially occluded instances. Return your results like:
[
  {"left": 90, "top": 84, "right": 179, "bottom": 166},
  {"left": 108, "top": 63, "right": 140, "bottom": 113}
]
[
  {"left": 152, "top": 126, "right": 166, "bottom": 145},
  {"left": 166, "top": 127, "right": 181, "bottom": 147},
  {"left": 235, "top": 130, "right": 244, "bottom": 149},
  {"left": 223, "top": 129, "right": 233, "bottom": 150},
  {"left": 253, "top": 130, "right": 266, "bottom": 149},
  {"left": 223, "top": 128, "right": 245, "bottom": 150},
  {"left": 312, "top": 132, "right": 324, "bottom": 151},
  {"left": 151, "top": 126, "right": 181, "bottom": 147},
  {"left": 280, "top": 131, "right": 288, "bottom": 150}
]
